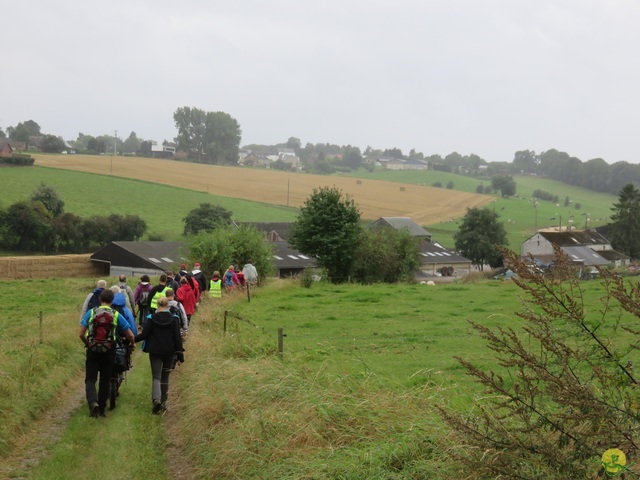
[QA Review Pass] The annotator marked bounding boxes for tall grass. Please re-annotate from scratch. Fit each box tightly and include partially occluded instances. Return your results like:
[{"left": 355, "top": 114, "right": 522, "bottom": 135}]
[
  {"left": 2, "top": 275, "right": 635, "bottom": 478},
  {"left": 170, "top": 278, "right": 617, "bottom": 478},
  {"left": 0, "top": 278, "right": 90, "bottom": 456}
]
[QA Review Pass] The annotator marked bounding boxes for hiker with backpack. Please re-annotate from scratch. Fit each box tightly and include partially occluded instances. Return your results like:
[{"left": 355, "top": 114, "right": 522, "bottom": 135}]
[
  {"left": 242, "top": 260, "right": 259, "bottom": 287},
  {"left": 134, "top": 274, "right": 153, "bottom": 329},
  {"left": 165, "top": 288, "right": 188, "bottom": 337},
  {"left": 117, "top": 274, "right": 136, "bottom": 311},
  {"left": 147, "top": 274, "right": 169, "bottom": 315},
  {"left": 109, "top": 286, "right": 136, "bottom": 406},
  {"left": 80, "top": 279, "right": 107, "bottom": 321},
  {"left": 223, "top": 265, "right": 241, "bottom": 291},
  {"left": 79, "top": 288, "right": 135, "bottom": 418},
  {"left": 134, "top": 296, "right": 184, "bottom": 414},
  {"left": 191, "top": 262, "right": 207, "bottom": 298},
  {"left": 176, "top": 276, "right": 196, "bottom": 325},
  {"left": 110, "top": 285, "right": 138, "bottom": 335}
]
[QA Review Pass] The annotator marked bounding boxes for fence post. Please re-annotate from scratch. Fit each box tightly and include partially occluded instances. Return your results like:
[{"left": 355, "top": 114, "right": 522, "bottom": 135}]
[
  {"left": 223, "top": 310, "right": 227, "bottom": 335},
  {"left": 247, "top": 284, "right": 251, "bottom": 303},
  {"left": 39, "top": 311, "right": 43, "bottom": 344},
  {"left": 278, "top": 328, "right": 284, "bottom": 358}
]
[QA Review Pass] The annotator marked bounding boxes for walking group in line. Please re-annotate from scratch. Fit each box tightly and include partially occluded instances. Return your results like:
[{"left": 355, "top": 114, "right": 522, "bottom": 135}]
[{"left": 79, "top": 261, "right": 259, "bottom": 417}]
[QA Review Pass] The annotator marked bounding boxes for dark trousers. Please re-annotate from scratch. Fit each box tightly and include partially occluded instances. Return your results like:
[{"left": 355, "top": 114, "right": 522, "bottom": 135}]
[
  {"left": 149, "top": 353, "right": 174, "bottom": 405},
  {"left": 138, "top": 306, "right": 150, "bottom": 327},
  {"left": 85, "top": 349, "right": 115, "bottom": 411}
]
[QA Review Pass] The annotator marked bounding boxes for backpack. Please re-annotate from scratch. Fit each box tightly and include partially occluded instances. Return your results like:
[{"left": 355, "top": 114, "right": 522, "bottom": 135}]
[
  {"left": 112, "top": 332, "right": 131, "bottom": 373},
  {"left": 169, "top": 303, "right": 185, "bottom": 330},
  {"left": 86, "top": 307, "right": 117, "bottom": 353},
  {"left": 87, "top": 290, "right": 102, "bottom": 311},
  {"left": 138, "top": 284, "right": 152, "bottom": 307},
  {"left": 112, "top": 303, "right": 127, "bottom": 321},
  {"left": 224, "top": 271, "right": 234, "bottom": 287}
]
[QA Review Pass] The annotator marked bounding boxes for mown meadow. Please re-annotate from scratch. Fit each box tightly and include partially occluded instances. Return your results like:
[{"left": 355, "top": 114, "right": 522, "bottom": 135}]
[{"left": 2, "top": 274, "right": 637, "bottom": 478}]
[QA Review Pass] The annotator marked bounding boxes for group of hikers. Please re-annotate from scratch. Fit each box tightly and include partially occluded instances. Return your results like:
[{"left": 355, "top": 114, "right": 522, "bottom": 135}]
[{"left": 78, "top": 260, "right": 259, "bottom": 417}]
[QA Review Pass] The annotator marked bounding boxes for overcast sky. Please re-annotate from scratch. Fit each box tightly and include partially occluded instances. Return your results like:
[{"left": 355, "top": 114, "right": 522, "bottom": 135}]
[{"left": 4, "top": 0, "right": 640, "bottom": 163}]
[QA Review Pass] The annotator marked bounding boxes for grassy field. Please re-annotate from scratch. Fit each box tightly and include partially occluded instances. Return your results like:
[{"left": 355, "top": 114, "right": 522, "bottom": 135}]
[
  {"left": 0, "top": 166, "right": 299, "bottom": 241},
  {"left": 3, "top": 274, "right": 638, "bottom": 478},
  {"left": 32, "top": 153, "right": 492, "bottom": 226},
  {"left": 6, "top": 154, "right": 614, "bottom": 250},
  {"left": 347, "top": 168, "right": 617, "bottom": 247}
]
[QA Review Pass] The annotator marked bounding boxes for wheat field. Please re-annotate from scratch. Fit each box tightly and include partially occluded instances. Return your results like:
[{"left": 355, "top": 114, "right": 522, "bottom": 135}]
[{"left": 34, "top": 154, "right": 493, "bottom": 224}]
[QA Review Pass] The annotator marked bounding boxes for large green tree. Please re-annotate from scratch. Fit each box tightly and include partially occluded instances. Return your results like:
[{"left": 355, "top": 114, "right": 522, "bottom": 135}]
[
  {"left": 290, "top": 186, "right": 361, "bottom": 283},
  {"left": 491, "top": 174, "right": 517, "bottom": 197},
  {"left": 183, "top": 203, "right": 233, "bottom": 236},
  {"left": 122, "top": 131, "right": 142, "bottom": 154},
  {"left": 609, "top": 183, "right": 640, "bottom": 259},
  {"left": 3, "top": 201, "right": 52, "bottom": 252},
  {"left": 40, "top": 135, "right": 66, "bottom": 153},
  {"left": 454, "top": 207, "right": 508, "bottom": 270},
  {"left": 351, "top": 227, "right": 420, "bottom": 284},
  {"left": 173, "top": 107, "right": 241, "bottom": 164},
  {"left": 7, "top": 120, "right": 41, "bottom": 143},
  {"left": 30, "top": 183, "right": 65, "bottom": 217},
  {"left": 186, "top": 226, "right": 274, "bottom": 278}
]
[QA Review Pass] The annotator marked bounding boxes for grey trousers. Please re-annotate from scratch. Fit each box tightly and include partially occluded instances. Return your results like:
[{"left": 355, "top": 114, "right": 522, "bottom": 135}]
[{"left": 149, "top": 353, "right": 174, "bottom": 405}]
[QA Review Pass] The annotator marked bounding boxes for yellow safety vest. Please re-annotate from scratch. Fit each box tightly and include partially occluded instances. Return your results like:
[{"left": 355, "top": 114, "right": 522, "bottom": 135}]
[
  {"left": 150, "top": 285, "right": 168, "bottom": 309},
  {"left": 209, "top": 279, "right": 222, "bottom": 298}
]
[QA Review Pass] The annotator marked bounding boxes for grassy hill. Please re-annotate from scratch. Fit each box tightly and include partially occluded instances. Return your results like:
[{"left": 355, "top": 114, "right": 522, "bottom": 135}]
[
  {"left": 0, "top": 166, "right": 298, "bottom": 241},
  {"left": 344, "top": 168, "right": 617, "bottom": 248},
  {"left": 1, "top": 160, "right": 618, "bottom": 250}
]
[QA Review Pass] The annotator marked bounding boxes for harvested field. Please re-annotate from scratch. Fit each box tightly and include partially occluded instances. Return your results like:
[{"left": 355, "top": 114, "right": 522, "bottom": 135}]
[{"left": 34, "top": 154, "right": 493, "bottom": 224}]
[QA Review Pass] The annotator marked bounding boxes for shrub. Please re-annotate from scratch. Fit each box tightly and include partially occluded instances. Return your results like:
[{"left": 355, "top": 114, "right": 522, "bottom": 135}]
[{"left": 439, "top": 246, "right": 640, "bottom": 478}]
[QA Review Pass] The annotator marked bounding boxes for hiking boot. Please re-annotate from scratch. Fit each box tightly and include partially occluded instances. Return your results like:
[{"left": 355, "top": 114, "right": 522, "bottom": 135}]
[
  {"left": 90, "top": 402, "right": 99, "bottom": 418},
  {"left": 99, "top": 408, "right": 107, "bottom": 417},
  {"left": 152, "top": 400, "right": 163, "bottom": 415}
]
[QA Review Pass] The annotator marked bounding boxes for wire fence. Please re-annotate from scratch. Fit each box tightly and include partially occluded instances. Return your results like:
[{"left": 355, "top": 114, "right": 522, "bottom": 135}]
[{"left": 221, "top": 308, "right": 473, "bottom": 360}]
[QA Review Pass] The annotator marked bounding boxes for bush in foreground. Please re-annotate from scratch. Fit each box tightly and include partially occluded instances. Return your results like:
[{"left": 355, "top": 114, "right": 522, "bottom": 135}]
[{"left": 439, "top": 247, "right": 640, "bottom": 478}]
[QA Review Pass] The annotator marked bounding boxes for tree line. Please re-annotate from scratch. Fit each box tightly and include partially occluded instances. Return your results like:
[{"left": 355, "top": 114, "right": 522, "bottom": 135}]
[
  {"left": 5, "top": 110, "right": 640, "bottom": 196},
  {"left": 0, "top": 184, "right": 146, "bottom": 253}
]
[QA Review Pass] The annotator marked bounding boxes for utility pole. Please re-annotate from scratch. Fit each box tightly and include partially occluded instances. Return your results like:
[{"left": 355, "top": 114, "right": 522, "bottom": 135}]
[{"left": 110, "top": 130, "right": 117, "bottom": 176}]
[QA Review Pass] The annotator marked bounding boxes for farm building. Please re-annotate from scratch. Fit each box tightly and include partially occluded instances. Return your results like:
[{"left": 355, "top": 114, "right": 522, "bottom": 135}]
[
  {"left": 271, "top": 241, "right": 317, "bottom": 278},
  {"left": 90, "top": 238, "right": 316, "bottom": 279},
  {"left": 370, "top": 217, "right": 432, "bottom": 242},
  {"left": 91, "top": 241, "right": 186, "bottom": 277},
  {"left": 150, "top": 145, "right": 175, "bottom": 158},
  {"left": 521, "top": 229, "right": 630, "bottom": 270},
  {"left": 234, "top": 221, "right": 291, "bottom": 242},
  {"left": 370, "top": 217, "right": 471, "bottom": 277},
  {"left": 418, "top": 242, "right": 473, "bottom": 277},
  {"left": 234, "top": 222, "right": 317, "bottom": 277},
  {"left": 0, "top": 140, "right": 14, "bottom": 158}
]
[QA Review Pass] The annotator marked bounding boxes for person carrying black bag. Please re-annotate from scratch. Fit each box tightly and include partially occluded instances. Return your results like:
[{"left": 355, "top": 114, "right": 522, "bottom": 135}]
[{"left": 134, "top": 296, "right": 185, "bottom": 414}]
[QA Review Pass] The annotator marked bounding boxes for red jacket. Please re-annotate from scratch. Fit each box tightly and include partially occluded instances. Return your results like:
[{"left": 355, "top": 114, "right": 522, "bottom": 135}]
[{"left": 176, "top": 282, "right": 197, "bottom": 315}]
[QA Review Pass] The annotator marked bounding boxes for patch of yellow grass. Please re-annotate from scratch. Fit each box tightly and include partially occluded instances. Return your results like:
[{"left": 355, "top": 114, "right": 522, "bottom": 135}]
[{"left": 34, "top": 154, "right": 493, "bottom": 224}]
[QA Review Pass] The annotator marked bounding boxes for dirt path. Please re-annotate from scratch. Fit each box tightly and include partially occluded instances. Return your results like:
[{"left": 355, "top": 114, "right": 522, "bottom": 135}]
[
  {"left": 163, "top": 386, "right": 194, "bottom": 480},
  {"left": 0, "top": 370, "right": 85, "bottom": 479},
  {"left": 0, "top": 354, "right": 193, "bottom": 480}
]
